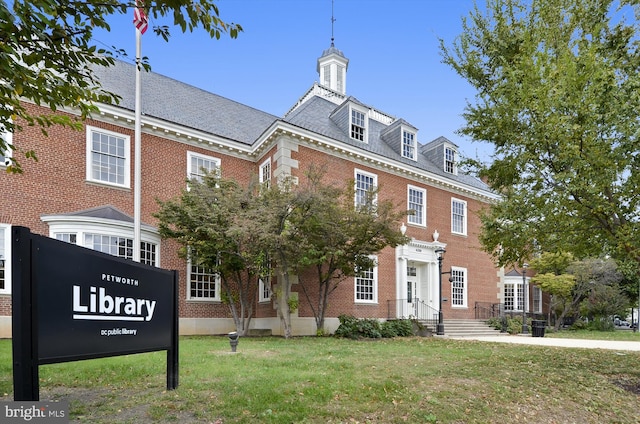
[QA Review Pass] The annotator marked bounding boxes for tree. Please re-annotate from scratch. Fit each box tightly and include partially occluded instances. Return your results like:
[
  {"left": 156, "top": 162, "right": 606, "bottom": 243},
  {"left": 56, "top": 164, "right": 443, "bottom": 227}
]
[
  {"left": 1, "top": 0, "right": 241, "bottom": 173},
  {"left": 292, "top": 167, "right": 409, "bottom": 335},
  {"left": 440, "top": 0, "right": 640, "bottom": 280},
  {"left": 155, "top": 172, "right": 266, "bottom": 336},
  {"left": 531, "top": 253, "right": 627, "bottom": 330}
]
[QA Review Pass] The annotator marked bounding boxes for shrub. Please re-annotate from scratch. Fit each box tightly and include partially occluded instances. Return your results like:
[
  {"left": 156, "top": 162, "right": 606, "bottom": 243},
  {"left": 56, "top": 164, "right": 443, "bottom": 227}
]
[
  {"left": 335, "top": 316, "right": 414, "bottom": 339},
  {"left": 486, "top": 317, "right": 502, "bottom": 330}
]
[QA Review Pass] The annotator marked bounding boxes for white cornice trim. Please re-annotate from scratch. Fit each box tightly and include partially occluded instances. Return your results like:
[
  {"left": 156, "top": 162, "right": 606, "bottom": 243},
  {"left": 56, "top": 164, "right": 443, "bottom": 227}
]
[
  {"left": 46, "top": 100, "right": 497, "bottom": 202},
  {"left": 94, "top": 103, "right": 253, "bottom": 160},
  {"left": 260, "top": 122, "right": 499, "bottom": 202}
]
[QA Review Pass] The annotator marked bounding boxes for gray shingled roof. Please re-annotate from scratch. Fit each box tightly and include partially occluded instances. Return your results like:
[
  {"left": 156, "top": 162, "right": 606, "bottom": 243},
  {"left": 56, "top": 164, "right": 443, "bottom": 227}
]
[
  {"left": 92, "top": 60, "right": 279, "bottom": 145},
  {"left": 66, "top": 205, "right": 133, "bottom": 222},
  {"left": 283, "top": 96, "right": 490, "bottom": 191},
  {"left": 92, "top": 60, "right": 490, "bottom": 193}
]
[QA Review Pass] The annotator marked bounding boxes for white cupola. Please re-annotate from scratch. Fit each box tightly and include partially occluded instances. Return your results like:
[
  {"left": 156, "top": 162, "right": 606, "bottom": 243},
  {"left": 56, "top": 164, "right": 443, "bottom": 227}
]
[{"left": 317, "top": 43, "right": 349, "bottom": 95}]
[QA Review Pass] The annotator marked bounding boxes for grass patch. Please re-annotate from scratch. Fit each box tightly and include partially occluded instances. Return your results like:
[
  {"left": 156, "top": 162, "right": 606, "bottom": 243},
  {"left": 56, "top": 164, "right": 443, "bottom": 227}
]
[
  {"left": 546, "top": 329, "right": 640, "bottom": 341},
  {"left": 1, "top": 336, "right": 639, "bottom": 423}
]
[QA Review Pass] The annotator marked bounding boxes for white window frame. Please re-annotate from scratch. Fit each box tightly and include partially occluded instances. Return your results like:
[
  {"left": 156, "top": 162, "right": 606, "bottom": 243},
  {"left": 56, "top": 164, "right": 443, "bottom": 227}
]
[
  {"left": 445, "top": 146, "right": 458, "bottom": 175},
  {"left": 451, "top": 198, "right": 467, "bottom": 236},
  {"left": 450, "top": 266, "right": 467, "bottom": 308},
  {"left": 532, "top": 285, "right": 542, "bottom": 313},
  {"left": 0, "top": 224, "right": 11, "bottom": 294},
  {"left": 187, "top": 259, "right": 221, "bottom": 302},
  {"left": 350, "top": 105, "right": 368, "bottom": 143},
  {"left": 1, "top": 130, "right": 12, "bottom": 169},
  {"left": 407, "top": 185, "right": 426, "bottom": 227},
  {"left": 259, "top": 276, "right": 271, "bottom": 302},
  {"left": 85, "top": 126, "right": 130, "bottom": 188},
  {"left": 259, "top": 157, "right": 272, "bottom": 187},
  {"left": 354, "top": 169, "right": 377, "bottom": 207},
  {"left": 42, "top": 217, "right": 161, "bottom": 267},
  {"left": 402, "top": 129, "right": 416, "bottom": 160},
  {"left": 187, "top": 151, "right": 220, "bottom": 184},
  {"left": 504, "top": 276, "right": 529, "bottom": 312},
  {"left": 354, "top": 256, "right": 378, "bottom": 304},
  {"left": 504, "top": 283, "right": 515, "bottom": 311}
]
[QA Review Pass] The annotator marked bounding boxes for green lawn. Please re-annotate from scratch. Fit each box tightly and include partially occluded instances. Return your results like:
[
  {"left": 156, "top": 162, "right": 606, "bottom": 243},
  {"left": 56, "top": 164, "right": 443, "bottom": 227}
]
[
  {"left": 1, "top": 335, "right": 639, "bottom": 423},
  {"left": 546, "top": 328, "right": 640, "bottom": 341}
]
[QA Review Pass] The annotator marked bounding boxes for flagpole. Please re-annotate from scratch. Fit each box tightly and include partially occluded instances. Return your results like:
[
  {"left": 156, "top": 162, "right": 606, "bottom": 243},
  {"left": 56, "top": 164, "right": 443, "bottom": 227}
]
[{"left": 133, "top": 25, "right": 142, "bottom": 263}]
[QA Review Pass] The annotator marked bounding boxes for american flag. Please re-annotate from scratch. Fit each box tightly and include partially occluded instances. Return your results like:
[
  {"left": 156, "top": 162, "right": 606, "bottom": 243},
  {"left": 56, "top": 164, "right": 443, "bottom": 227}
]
[{"left": 133, "top": 2, "right": 148, "bottom": 34}]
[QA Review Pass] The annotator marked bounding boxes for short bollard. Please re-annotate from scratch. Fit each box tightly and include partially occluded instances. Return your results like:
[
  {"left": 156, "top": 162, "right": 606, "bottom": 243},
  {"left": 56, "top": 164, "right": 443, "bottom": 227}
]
[{"left": 228, "top": 331, "right": 239, "bottom": 352}]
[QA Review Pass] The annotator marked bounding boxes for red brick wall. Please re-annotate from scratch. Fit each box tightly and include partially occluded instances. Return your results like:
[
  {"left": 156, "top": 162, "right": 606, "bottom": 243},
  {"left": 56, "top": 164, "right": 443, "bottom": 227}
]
[
  {"left": 2, "top": 104, "right": 499, "bottom": 325},
  {"left": 289, "top": 144, "right": 498, "bottom": 320}
]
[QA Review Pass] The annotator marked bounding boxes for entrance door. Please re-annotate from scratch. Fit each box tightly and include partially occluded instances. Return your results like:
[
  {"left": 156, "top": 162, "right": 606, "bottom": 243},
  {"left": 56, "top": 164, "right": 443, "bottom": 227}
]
[{"left": 407, "top": 266, "right": 418, "bottom": 317}]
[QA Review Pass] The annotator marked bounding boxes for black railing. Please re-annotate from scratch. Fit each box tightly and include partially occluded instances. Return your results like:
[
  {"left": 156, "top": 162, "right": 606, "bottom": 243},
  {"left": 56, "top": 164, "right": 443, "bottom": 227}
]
[
  {"left": 387, "top": 298, "right": 439, "bottom": 329},
  {"left": 475, "top": 302, "right": 503, "bottom": 319}
]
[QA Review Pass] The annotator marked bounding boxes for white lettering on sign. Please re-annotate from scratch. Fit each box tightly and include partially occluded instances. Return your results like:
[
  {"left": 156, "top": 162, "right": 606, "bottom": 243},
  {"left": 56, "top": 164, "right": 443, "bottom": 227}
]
[
  {"left": 102, "top": 273, "right": 139, "bottom": 286},
  {"left": 72, "top": 285, "right": 156, "bottom": 322}
]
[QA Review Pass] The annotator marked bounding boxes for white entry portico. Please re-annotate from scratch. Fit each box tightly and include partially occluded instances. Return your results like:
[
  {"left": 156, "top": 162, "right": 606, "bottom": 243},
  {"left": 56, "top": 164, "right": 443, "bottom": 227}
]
[{"left": 395, "top": 238, "right": 446, "bottom": 320}]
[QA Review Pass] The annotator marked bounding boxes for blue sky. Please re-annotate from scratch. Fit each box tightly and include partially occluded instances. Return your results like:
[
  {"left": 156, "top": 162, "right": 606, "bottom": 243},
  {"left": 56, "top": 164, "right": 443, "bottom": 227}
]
[{"left": 92, "top": 0, "right": 492, "bottom": 161}]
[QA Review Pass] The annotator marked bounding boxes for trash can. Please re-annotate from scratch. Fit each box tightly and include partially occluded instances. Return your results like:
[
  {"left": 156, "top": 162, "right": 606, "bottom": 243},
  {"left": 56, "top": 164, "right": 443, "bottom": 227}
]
[{"left": 531, "top": 320, "right": 546, "bottom": 337}]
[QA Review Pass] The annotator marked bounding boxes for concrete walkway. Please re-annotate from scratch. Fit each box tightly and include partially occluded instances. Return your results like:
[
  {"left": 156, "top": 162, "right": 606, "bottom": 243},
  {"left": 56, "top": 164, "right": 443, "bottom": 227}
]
[{"left": 449, "top": 335, "right": 640, "bottom": 352}]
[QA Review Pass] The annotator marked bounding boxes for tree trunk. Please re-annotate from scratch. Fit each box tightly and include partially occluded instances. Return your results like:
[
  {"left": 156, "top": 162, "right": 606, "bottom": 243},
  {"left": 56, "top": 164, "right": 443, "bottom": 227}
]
[{"left": 274, "top": 268, "right": 293, "bottom": 339}]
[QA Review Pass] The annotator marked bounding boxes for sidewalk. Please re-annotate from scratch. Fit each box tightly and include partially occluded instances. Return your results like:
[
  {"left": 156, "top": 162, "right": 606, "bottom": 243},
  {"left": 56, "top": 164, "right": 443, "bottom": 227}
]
[{"left": 450, "top": 335, "right": 640, "bottom": 352}]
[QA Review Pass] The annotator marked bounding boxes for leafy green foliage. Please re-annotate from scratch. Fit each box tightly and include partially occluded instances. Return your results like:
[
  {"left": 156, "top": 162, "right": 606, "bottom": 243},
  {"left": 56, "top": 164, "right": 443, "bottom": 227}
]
[
  {"left": 441, "top": 0, "right": 640, "bottom": 272},
  {"left": 293, "top": 165, "right": 410, "bottom": 333},
  {"left": 1, "top": 0, "right": 242, "bottom": 173},
  {"left": 531, "top": 256, "right": 628, "bottom": 330},
  {"left": 334, "top": 315, "right": 414, "bottom": 339},
  {"left": 155, "top": 171, "right": 265, "bottom": 335}
]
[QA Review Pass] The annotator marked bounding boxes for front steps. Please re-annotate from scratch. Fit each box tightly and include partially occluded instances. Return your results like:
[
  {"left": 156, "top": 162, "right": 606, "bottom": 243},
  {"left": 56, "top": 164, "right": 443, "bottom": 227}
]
[{"left": 423, "top": 319, "right": 505, "bottom": 337}]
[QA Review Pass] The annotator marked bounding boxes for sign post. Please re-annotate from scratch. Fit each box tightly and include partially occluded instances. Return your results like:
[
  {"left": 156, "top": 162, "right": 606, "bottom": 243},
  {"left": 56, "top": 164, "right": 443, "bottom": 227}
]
[{"left": 12, "top": 226, "right": 179, "bottom": 401}]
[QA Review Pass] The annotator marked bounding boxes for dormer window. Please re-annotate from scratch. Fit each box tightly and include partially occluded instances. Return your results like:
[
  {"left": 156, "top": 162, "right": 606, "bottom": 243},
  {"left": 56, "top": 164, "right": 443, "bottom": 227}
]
[
  {"left": 350, "top": 108, "right": 367, "bottom": 142},
  {"left": 445, "top": 146, "right": 457, "bottom": 174},
  {"left": 402, "top": 130, "right": 416, "bottom": 160}
]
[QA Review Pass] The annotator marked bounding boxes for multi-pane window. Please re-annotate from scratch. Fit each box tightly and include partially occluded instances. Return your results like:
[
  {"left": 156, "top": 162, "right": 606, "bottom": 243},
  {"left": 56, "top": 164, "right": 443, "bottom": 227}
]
[
  {"left": 188, "top": 151, "right": 220, "bottom": 183},
  {"left": 260, "top": 158, "right": 272, "bottom": 188},
  {"left": 407, "top": 266, "right": 417, "bottom": 301},
  {"left": 451, "top": 198, "right": 467, "bottom": 235},
  {"left": 140, "top": 242, "right": 157, "bottom": 266},
  {"left": 350, "top": 108, "right": 366, "bottom": 142},
  {"left": 55, "top": 233, "right": 77, "bottom": 244},
  {"left": 504, "top": 283, "right": 515, "bottom": 311},
  {"left": 407, "top": 186, "right": 426, "bottom": 226},
  {"left": 188, "top": 264, "right": 220, "bottom": 300},
  {"left": 451, "top": 267, "right": 467, "bottom": 307},
  {"left": 355, "top": 263, "right": 377, "bottom": 303},
  {"left": 445, "top": 147, "right": 456, "bottom": 174},
  {"left": 84, "top": 233, "right": 157, "bottom": 266},
  {"left": 355, "top": 170, "right": 377, "bottom": 207},
  {"left": 505, "top": 279, "right": 530, "bottom": 312},
  {"left": 532, "top": 285, "right": 540, "bottom": 313},
  {"left": 87, "top": 127, "right": 129, "bottom": 187},
  {"left": 402, "top": 130, "right": 416, "bottom": 160},
  {"left": 259, "top": 277, "right": 271, "bottom": 302},
  {"left": 517, "top": 283, "right": 524, "bottom": 311},
  {"left": 1, "top": 130, "right": 12, "bottom": 168},
  {"left": 0, "top": 225, "right": 8, "bottom": 293}
]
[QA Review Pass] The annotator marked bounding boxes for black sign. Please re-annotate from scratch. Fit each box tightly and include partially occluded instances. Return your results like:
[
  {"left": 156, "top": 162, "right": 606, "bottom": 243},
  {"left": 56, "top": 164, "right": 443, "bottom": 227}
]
[
  {"left": 33, "top": 235, "right": 174, "bottom": 362},
  {"left": 12, "top": 227, "right": 179, "bottom": 401}
]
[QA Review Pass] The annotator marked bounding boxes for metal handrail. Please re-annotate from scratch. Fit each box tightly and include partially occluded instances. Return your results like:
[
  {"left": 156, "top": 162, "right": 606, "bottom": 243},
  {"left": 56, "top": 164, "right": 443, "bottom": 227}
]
[{"left": 387, "top": 298, "right": 439, "bottom": 329}]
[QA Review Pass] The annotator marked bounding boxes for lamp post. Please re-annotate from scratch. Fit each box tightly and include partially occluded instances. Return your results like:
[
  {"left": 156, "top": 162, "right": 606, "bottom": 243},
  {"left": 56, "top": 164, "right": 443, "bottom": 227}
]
[
  {"left": 522, "top": 263, "right": 528, "bottom": 335},
  {"left": 435, "top": 248, "right": 446, "bottom": 335}
]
